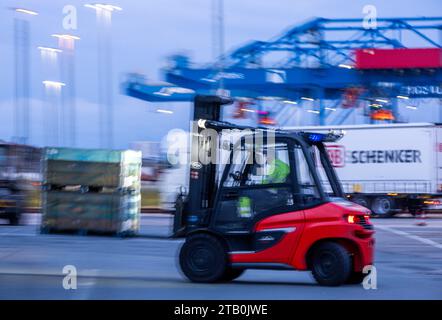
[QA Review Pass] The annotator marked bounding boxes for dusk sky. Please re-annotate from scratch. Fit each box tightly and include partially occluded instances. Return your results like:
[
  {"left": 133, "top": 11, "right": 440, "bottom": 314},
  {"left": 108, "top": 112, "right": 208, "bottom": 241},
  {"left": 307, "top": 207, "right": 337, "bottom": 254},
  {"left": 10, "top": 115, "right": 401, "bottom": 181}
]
[{"left": 0, "top": 0, "right": 441, "bottom": 150}]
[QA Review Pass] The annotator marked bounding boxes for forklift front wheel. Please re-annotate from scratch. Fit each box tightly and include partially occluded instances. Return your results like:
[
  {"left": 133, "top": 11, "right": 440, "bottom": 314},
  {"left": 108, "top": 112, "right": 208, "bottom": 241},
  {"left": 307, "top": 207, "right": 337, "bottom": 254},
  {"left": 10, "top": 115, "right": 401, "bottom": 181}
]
[
  {"left": 179, "top": 233, "right": 228, "bottom": 283},
  {"left": 310, "top": 242, "right": 352, "bottom": 286}
]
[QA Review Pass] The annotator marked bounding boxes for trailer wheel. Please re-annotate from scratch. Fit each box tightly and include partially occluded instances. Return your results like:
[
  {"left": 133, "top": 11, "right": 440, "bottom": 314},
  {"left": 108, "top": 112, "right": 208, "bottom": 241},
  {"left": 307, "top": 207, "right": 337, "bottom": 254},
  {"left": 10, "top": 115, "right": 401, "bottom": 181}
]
[
  {"left": 179, "top": 233, "right": 228, "bottom": 283},
  {"left": 352, "top": 196, "right": 370, "bottom": 209},
  {"left": 311, "top": 242, "right": 352, "bottom": 286},
  {"left": 409, "top": 207, "right": 424, "bottom": 217},
  {"left": 371, "top": 196, "right": 395, "bottom": 217}
]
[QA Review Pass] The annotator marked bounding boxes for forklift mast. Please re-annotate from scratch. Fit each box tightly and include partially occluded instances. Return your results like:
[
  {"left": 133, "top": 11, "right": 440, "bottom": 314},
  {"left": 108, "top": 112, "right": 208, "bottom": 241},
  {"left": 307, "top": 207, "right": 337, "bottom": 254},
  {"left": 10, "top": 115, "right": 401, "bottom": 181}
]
[{"left": 174, "top": 95, "right": 232, "bottom": 235}]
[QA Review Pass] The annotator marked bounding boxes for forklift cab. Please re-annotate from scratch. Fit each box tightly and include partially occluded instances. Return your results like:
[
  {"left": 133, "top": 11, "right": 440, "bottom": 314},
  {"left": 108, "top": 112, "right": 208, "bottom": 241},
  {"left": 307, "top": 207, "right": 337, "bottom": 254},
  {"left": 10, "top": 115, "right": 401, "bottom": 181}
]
[
  {"left": 176, "top": 95, "right": 374, "bottom": 286},
  {"left": 212, "top": 132, "right": 344, "bottom": 235}
]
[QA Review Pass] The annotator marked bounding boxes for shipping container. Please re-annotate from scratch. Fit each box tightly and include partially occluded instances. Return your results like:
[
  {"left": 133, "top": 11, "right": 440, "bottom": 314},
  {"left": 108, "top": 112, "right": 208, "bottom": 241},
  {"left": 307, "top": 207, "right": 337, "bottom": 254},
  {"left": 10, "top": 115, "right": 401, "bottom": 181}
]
[{"left": 355, "top": 48, "right": 442, "bottom": 69}]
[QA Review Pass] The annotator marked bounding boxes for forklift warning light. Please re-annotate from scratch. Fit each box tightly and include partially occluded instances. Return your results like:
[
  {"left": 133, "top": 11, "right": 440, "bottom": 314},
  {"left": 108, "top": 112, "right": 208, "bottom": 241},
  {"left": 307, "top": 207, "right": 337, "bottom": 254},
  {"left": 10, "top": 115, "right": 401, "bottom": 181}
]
[
  {"left": 304, "top": 130, "right": 345, "bottom": 143},
  {"left": 308, "top": 133, "right": 324, "bottom": 142}
]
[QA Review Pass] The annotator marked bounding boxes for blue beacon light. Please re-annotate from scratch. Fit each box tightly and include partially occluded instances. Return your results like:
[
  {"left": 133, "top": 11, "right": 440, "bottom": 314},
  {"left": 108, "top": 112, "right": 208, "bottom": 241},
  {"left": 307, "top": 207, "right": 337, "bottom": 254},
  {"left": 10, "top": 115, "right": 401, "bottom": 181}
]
[{"left": 308, "top": 133, "right": 324, "bottom": 142}]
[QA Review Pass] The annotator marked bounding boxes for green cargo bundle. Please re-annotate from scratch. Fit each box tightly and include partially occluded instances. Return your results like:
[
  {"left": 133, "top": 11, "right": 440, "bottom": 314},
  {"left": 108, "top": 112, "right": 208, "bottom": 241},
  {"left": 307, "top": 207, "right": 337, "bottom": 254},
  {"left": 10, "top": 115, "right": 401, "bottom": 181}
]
[
  {"left": 41, "top": 191, "right": 141, "bottom": 235},
  {"left": 41, "top": 147, "right": 142, "bottom": 236},
  {"left": 43, "top": 147, "right": 141, "bottom": 189}
]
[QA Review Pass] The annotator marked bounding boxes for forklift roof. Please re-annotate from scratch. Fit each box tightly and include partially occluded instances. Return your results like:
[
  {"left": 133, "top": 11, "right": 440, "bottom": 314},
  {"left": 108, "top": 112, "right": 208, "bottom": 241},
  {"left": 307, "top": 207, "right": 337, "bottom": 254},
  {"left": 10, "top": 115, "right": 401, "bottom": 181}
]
[{"left": 197, "top": 119, "right": 345, "bottom": 144}]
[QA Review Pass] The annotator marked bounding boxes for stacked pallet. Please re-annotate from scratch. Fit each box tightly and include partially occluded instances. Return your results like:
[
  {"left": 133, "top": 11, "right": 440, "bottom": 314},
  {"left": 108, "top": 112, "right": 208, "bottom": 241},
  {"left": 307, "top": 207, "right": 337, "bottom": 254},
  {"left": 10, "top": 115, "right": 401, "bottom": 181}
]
[{"left": 40, "top": 147, "right": 142, "bottom": 236}]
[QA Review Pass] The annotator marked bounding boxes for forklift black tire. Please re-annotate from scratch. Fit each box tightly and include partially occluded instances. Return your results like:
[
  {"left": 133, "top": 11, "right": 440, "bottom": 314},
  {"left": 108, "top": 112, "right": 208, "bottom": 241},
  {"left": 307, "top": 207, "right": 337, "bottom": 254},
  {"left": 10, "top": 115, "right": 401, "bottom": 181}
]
[
  {"left": 345, "top": 271, "right": 365, "bottom": 284},
  {"left": 220, "top": 268, "right": 245, "bottom": 282},
  {"left": 311, "top": 242, "right": 352, "bottom": 286},
  {"left": 179, "top": 233, "right": 228, "bottom": 283}
]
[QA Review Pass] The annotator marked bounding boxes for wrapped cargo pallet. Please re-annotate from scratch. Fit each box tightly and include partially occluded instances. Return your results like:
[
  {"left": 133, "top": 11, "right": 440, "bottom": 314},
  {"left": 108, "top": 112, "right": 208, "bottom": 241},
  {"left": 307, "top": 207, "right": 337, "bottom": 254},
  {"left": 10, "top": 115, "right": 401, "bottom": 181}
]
[{"left": 41, "top": 147, "right": 142, "bottom": 236}]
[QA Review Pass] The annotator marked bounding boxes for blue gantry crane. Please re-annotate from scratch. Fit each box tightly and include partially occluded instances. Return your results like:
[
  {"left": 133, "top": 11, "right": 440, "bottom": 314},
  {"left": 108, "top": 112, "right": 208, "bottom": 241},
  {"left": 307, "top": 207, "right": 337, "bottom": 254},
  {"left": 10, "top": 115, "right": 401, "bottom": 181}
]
[{"left": 123, "top": 17, "right": 442, "bottom": 126}]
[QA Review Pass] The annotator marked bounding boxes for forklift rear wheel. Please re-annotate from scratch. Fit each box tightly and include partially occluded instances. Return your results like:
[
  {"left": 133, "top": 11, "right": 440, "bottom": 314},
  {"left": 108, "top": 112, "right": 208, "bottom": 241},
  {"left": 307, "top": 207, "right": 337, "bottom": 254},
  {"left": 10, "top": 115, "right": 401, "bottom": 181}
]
[
  {"left": 179, "top": 233, "right": 228, "bottom": 283},
  {"left": 311, "top": 242, "right": 352, "bottom": 286},
  {"left": 221, "top": 268, "right": 244, "bottom": 282}
]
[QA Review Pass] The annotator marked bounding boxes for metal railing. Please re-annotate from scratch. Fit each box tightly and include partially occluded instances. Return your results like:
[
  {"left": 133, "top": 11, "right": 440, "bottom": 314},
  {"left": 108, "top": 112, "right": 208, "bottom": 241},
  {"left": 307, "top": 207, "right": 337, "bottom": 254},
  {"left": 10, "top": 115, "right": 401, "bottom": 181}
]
[{"left": 339, "top": 180, "right": 437, "bottom": 194}]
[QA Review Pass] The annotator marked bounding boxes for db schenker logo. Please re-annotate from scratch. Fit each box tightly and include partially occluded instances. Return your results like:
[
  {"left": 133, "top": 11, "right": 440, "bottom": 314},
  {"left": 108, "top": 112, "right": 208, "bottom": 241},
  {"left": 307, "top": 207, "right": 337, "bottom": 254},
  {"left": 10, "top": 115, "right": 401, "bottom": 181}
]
[{"left": 326, "top": 145, "right": 346, "bottom": 168}]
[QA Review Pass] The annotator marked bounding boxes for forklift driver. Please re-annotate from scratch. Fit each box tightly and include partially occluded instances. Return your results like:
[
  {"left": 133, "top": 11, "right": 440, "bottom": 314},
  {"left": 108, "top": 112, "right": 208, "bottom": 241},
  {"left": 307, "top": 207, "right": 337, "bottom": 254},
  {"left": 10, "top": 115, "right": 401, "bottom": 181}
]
[
  {"left": 264, "top": 156, "right": 290, "bottom": 184},
  {"left": 252, "top": 148, "right": 290, "bottom": 185},
  {"left": 237, "top": 148, "right": 292, "bottom": 220}
]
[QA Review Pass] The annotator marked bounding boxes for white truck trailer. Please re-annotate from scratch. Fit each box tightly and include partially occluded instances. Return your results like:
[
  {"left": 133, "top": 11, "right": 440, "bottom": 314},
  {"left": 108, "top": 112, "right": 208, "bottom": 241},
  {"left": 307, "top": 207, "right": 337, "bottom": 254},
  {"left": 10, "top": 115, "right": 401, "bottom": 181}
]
[{"left": 284, "top": 123, "right": 442, "bottom": 217}]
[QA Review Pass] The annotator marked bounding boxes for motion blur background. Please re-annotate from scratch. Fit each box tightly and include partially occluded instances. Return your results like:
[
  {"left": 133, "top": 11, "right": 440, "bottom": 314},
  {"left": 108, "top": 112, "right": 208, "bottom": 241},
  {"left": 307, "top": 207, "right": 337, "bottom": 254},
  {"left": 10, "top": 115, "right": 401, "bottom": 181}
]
[{"left": 0, "top": 0, "right": 441, "bottom": 149}]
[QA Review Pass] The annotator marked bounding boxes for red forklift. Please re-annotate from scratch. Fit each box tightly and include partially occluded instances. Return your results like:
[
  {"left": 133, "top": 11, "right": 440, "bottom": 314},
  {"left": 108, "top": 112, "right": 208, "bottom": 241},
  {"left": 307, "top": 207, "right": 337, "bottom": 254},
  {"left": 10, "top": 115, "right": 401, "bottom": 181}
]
[{"left": 173, "top": 96, "right": 375, "bottom": 286}]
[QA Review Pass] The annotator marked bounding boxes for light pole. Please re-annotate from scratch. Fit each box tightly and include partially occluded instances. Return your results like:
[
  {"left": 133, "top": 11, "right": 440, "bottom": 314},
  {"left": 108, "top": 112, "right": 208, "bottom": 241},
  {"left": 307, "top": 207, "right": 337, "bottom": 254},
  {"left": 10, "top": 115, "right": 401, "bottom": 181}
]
[
  {"left": 38, "top": 46, "right": 62, "bottom": 82},
  {"left": 11, "top": 8, "right": 38, "bottom": 145},
  {"left": 85, "top": 4, "right": 122, "bottom": 150},
  {"left": 52, "top": 34, "right": 80, "bottom": 147},
  {"left": 38, "top": 47, "right": 62, "bottom": 147},
  {"left": 42, "top": 81, "right": 65, "bottom": 147}
]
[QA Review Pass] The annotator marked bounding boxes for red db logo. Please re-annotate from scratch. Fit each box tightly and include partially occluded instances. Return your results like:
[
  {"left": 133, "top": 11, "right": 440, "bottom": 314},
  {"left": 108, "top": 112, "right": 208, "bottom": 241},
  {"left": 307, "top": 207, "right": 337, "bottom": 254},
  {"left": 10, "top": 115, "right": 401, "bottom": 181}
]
[{"left": 327, "top": 145, "right": 345, "bottom": 167}]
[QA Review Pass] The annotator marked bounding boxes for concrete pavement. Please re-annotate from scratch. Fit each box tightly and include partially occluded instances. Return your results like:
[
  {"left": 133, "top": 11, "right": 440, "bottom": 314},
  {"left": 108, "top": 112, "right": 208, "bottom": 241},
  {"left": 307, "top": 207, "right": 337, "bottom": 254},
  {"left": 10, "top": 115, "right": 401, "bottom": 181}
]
[{"left": 0, "top": 214, "right": 441, "bottom": 299}]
